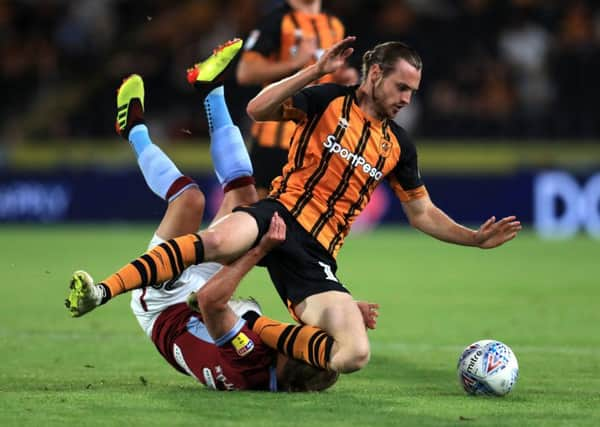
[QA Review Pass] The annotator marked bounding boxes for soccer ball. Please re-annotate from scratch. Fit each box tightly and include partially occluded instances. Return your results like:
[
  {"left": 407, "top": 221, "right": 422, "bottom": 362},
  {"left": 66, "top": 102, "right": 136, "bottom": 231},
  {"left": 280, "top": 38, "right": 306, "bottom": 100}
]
[{"left": 457, "top": 339, "right": 519, "bottom": 396}]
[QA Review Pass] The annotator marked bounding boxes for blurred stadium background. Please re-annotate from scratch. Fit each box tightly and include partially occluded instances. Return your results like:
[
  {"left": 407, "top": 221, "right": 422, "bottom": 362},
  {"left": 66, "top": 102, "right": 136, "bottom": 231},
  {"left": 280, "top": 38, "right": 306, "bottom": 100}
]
[{"left": 1, "top": 0, "right": 599, "bottom": 237}]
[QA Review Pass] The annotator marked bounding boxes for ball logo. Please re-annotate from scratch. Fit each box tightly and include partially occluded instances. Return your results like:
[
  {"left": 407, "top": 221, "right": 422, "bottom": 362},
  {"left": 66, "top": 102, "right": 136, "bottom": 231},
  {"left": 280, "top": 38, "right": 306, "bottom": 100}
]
[
  {"left": 485, "top": 349, "right": 506, "bottom": 374},
  {"left": 461, "top": 372, "right": 478, "bottom": 392},
  {"left": 466, "top": 349, "right": 482, "bottom": 374},
  {"left": 231, "top": 332, "right": 254, "bottom": 357}
]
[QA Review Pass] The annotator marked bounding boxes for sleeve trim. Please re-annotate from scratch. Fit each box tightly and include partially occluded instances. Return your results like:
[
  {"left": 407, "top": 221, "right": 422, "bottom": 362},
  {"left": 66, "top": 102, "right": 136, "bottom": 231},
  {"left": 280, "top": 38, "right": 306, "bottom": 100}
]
[{"left": 214, "top": 317, "right": 246, "bottom": 347}]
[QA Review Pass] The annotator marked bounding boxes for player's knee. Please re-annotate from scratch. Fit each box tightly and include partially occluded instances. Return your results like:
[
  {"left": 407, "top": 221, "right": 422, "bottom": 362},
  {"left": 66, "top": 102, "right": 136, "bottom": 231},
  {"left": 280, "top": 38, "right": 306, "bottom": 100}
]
[
  {"left": 199, "top": 229, "right": 222, "bottom": 251},
  {"left": 167, "top": 188, "right": 205, "bottom": 228},
  {"left": 198, "top": 227, "right": 235, "bottom": 262},
  {"left": 199, "top": 212, "right": 258, "bottom": 263},
  {"left": 178, "top": 189, "right": 205, "bottom": 218},
  {"left": 342, "top": 342, "right": 370, "bottom": 373},
  {"left": 331, "top": 337, "right": 370, "bottom": 373}
]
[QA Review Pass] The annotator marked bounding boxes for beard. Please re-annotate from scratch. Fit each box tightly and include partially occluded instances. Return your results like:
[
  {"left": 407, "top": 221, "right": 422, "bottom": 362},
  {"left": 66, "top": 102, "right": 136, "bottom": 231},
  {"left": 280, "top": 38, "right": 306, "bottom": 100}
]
[{"left": 370, "top": 82, "right": 394, "bottom": 120}]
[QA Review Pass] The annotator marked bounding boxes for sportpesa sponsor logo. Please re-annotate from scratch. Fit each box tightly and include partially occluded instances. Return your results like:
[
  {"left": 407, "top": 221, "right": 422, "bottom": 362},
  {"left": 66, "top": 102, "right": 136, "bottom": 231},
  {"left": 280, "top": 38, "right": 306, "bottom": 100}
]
[{"left": 323, "top": 135, "right": 383, "bottom": 180}]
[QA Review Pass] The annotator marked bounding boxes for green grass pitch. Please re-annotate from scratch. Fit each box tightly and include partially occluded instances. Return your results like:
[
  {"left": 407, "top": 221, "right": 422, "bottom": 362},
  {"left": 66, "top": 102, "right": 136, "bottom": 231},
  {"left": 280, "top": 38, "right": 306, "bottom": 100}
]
[{"left": 0, "top": 225, "right": 598, "bottom": 426}]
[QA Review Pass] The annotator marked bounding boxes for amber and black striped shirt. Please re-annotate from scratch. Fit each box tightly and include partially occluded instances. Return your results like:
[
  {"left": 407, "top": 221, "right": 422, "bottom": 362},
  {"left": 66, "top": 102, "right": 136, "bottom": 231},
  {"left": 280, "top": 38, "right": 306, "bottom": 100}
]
[
  {"left": 241, "top": 3, "right": 345, "bottom": 150},
  {"left": 269, "top": 84, "right": 428, "bottom": 258}
]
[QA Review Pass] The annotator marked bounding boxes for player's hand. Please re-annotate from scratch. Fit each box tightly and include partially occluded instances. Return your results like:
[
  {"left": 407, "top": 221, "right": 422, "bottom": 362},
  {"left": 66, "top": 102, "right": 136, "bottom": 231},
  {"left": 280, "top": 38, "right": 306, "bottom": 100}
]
[
  {"left": 258, "top": 212, "right": 286, "bottom": 253},
  {"left": 356, "top": 301, "right": 379, "bottom": 330},
  {"left": 474, "top": 215, "right": 522, "bottom": 249},
  {"left": 292, "top": 36, "right": 318, "bottom": 68},
  {"left": 316, "top": 36, "right": 355, "bottom": 77}
]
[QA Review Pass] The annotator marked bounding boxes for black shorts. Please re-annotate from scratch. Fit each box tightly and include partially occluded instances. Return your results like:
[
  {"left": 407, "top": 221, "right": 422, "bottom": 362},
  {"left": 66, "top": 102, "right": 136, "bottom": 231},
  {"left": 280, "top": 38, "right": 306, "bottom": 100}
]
[
  {"left": 233, "top": 198, "right": 349, "bottom": 306},
  {"left": 249, "top": 142, "right": 289, "bottom": 191}
]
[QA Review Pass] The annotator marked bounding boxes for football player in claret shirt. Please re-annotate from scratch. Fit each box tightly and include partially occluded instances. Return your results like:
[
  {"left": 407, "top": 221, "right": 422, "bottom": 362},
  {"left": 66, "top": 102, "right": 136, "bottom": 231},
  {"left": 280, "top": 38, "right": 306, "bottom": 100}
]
[
  {"left": 68, "top": 37, "right": 520, "bottom": 376},
  {"left": 237, "top": 0, "right": 358, "bottom": 198},
  {"left": 65, "top": 40, "right": 379, "bottom": 391}
]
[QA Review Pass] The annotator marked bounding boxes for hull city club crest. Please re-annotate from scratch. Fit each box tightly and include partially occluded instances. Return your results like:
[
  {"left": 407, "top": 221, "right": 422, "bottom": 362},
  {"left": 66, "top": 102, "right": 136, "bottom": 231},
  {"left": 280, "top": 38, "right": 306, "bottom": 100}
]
[{"left": 379, "top": 138, "right": 392, "bottom": 157}]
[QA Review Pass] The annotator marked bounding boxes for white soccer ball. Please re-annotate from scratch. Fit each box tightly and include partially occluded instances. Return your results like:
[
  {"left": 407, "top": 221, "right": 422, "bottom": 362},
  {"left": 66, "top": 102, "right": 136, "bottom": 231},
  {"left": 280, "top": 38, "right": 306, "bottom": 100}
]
[{"left": 457, "top": 339, "right": 519, "bottom": 396}]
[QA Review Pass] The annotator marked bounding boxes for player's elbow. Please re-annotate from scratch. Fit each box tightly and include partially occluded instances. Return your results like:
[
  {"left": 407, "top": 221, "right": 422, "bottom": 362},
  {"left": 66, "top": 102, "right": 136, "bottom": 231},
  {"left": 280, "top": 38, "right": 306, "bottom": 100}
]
[
  {"left": 247, "top": 99, "right": 281, "bottom": 123},
  {"left": 237, "top": 56, "right": 271, "bottom": 86},
  {"left": 196, "top": 287, "right": 228, "bottom": 316},
  {"left": 236, "top": 66, "right": 248, "bottom": 86},
  {"left": 236, "top": 65, "right": 253, "bottom": 86},
  {"left": 236, "top": 59, "right": 258, "bottom": 86},
  {"left": 246, "top": 98, "right": 263, "bottom": 121}
]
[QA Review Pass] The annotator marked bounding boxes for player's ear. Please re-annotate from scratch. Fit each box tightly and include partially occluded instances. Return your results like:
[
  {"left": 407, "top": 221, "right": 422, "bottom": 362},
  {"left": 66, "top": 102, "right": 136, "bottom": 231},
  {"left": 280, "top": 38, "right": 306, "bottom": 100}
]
[{"left": 370, "top": 64, "right": 383, "bottom": 85}]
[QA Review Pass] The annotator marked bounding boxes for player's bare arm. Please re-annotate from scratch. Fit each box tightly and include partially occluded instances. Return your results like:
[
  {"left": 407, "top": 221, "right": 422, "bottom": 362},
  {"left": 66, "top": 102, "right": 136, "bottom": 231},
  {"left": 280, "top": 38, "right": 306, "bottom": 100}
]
[
  {"left": 196, "top": 213, "right": 286, "bottom": 338},
  {"left": 237, "top": 37, "right": 317, "bottom": 86},
  {"left": 401, "top": 196, "right": 521, "bottom": 249},
  {"left": 246, "top": 36, "right": 356, "bottom": 122}
]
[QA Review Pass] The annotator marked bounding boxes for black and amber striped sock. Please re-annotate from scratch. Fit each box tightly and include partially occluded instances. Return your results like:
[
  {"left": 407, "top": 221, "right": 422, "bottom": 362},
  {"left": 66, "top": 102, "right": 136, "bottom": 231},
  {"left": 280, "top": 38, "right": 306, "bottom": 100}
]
[
  {"left": 99, "top": 233, "right": 204, "bottom": 298},
  {"left": 243, "top": 312, "right": 334, "bottom": 370}
]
